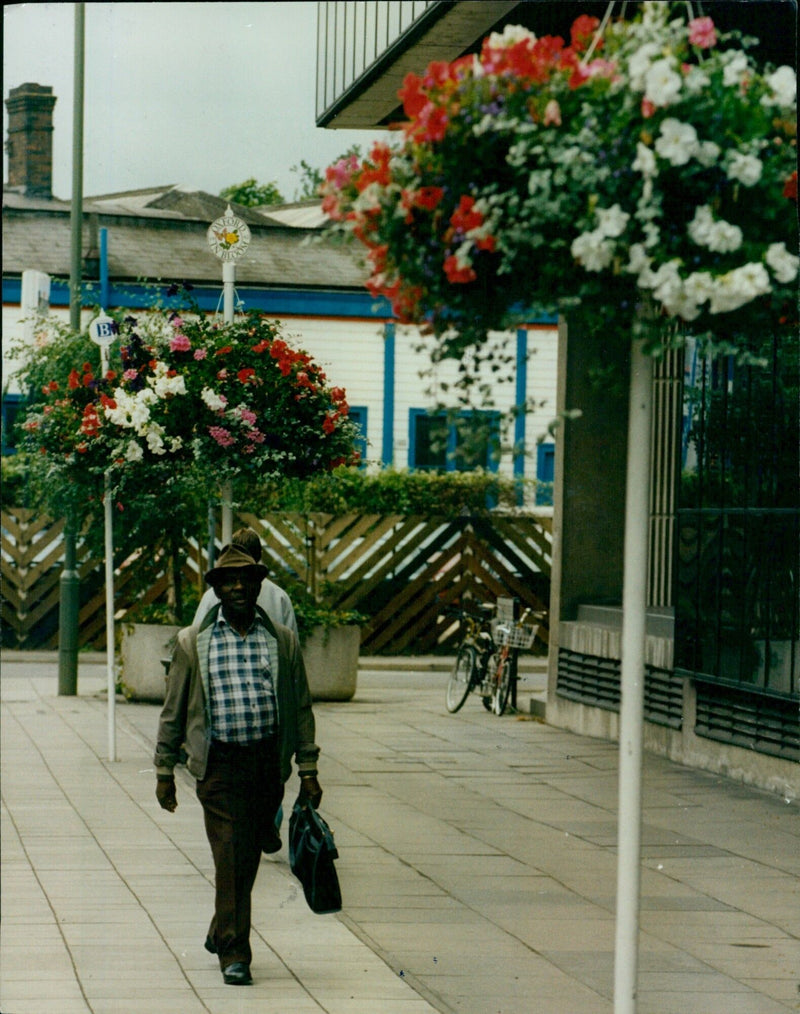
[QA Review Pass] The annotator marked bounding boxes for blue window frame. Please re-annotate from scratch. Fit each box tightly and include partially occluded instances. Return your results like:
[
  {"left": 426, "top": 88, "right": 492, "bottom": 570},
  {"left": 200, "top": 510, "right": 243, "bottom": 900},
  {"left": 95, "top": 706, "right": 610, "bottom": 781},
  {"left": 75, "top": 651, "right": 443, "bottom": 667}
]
[
  {"left": 348, "top": 406, "right": 368, "bottom": 466},
  {"left": 536, "top": 442, "right": 555, "bottom": 505},
  {"left": 408, "top": 409, "right": 500, "bottom": 473},
  {"left": 1, "top": 394, "right": 24, "bottom": 456}
]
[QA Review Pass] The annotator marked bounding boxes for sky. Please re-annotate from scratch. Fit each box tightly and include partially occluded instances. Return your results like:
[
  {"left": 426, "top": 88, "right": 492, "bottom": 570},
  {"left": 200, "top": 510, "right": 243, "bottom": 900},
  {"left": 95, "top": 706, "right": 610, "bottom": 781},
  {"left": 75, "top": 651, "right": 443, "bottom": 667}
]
[{"left": 3, "top": 2, "right": 387, "bottom": 202}]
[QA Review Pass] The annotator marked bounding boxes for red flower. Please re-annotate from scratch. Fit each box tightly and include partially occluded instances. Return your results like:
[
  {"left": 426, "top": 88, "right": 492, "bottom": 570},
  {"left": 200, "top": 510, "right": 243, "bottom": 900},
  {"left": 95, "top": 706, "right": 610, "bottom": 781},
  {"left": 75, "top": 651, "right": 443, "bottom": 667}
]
[
  {"left": 251, "top": 340, "right": 270, "bottom": 353},
  {"left": 215, "top": 345, "right": 233, "bottom": 356},
  {"left": 322, "top": 413, "right": 337, "bottom": 434},
  {"left": 784, "top": 171, "right": 798, "bottom": 202},
  {"left": 415, "top": 186, "right": 445, "bottom": 211},
  {"left": 68, "top": 369, "right": 81, "bottom": 390},
  {"left": 237, "top": 368, "right": 256, "bottom": 384},
  {"left": 571, "top": 15, "right": 600, "bottom": 52},
  {"left": 415, "top": 103, "right": 449, "bottom": 142},
  {"left": 450, "top": 195, "right": 483, "bottom": 233},
  {"left": 399, "top": 72, "right": 427, "bottom": 119},
  {"left": 443, "top": 255, "right": 476, "bottom": 284}
]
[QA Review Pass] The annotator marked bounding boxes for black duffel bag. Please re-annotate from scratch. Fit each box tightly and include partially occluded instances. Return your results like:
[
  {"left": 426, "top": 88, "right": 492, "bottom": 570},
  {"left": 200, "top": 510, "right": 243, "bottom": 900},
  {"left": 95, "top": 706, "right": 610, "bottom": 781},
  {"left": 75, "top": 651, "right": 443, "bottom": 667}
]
[{"left": 288, "top": 799, "right": 342, "bottom": 914}]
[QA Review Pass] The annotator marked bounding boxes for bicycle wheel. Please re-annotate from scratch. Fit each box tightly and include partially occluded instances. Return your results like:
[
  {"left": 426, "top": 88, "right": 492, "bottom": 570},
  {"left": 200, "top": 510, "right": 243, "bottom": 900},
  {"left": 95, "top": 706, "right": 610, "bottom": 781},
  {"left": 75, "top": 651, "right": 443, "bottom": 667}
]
[
  {"left": 490, "top": 653, "right": 512, "bottom": 715},
  {"left": 446, "top": 644, "right": 477, "bottom": 713}
]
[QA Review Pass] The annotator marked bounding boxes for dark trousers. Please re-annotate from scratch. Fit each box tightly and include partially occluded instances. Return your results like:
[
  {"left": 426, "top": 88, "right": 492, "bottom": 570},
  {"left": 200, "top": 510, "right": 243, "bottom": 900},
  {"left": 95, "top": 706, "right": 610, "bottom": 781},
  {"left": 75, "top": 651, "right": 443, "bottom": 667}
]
[{"left": 196, "top": 738, "right": 283, "bottom": 967}]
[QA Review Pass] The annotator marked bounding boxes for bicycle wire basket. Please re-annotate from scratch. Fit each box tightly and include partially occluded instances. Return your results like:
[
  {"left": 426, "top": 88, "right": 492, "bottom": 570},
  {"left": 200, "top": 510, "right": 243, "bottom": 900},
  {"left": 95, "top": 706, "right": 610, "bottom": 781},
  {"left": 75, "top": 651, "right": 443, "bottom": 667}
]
[{"left": 491, "top": 618, "right": 539, "bottom": 648}]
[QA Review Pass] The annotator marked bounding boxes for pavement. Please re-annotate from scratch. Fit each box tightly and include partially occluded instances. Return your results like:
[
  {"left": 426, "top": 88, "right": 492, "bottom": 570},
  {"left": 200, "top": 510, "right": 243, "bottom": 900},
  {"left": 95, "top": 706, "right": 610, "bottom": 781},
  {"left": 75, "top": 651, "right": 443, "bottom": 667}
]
[{"left": 1, "top": 651, "right": 798, "bottom": 1014}]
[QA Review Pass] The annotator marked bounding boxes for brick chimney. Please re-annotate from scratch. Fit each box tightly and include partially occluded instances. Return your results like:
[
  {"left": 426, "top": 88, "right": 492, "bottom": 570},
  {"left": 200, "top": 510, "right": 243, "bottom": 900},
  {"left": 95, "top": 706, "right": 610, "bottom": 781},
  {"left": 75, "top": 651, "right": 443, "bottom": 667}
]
[{"left": 5, "top": 83, "right": 57, "bottom": 198}]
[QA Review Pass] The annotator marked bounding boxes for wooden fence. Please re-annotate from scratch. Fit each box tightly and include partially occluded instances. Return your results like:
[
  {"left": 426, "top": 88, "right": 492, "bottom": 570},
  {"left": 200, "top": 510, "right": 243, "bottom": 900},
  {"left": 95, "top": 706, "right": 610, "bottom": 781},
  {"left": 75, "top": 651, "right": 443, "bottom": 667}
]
[{"left": 1, "top": 507, "right": 552, "bottom": 654}]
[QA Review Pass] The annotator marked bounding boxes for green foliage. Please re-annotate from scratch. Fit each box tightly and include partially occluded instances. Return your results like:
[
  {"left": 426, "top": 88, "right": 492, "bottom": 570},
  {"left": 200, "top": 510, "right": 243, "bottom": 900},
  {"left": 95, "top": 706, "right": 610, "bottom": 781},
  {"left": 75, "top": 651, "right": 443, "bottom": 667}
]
[
  {"left": 219, "top": 178, "right": 284, "bottom": 207},
  {"left": 242, "top": 466, "right": 535, "bottom": 516},
  {"left": 276, "top": 577, "right": 365, "bottom": 644},
  {"left": 1, "top": 454, "right": 28, "bottom": 506}
]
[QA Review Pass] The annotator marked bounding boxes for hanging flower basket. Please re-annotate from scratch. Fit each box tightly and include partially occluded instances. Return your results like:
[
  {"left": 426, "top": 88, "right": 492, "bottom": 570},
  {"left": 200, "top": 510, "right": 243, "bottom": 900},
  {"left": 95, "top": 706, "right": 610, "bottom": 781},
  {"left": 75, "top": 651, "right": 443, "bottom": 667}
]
[
  {"left": 20, "top": 309, "right": 361, "bottom": 526},
  {"left": 321, "top": 3, "right": 797, "bottom": 356}
]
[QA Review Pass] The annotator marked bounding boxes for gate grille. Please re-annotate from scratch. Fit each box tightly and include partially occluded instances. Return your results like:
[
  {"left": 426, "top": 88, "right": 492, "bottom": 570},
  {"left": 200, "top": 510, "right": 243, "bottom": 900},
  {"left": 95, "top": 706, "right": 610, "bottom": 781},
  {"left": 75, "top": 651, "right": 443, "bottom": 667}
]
[
  {"left": 556, "top": 649, "right": 683, "bottom": 729},
  {"left": 695, "top": 681, "right": 800, "bottom": 762}
]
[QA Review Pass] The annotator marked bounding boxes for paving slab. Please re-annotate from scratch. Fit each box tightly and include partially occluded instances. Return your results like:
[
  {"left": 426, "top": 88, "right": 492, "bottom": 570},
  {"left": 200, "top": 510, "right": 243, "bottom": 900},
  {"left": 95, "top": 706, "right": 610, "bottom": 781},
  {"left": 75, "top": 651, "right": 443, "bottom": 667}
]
[{"left": 1, "top": 654, "right": 798, "bottom": 1014}]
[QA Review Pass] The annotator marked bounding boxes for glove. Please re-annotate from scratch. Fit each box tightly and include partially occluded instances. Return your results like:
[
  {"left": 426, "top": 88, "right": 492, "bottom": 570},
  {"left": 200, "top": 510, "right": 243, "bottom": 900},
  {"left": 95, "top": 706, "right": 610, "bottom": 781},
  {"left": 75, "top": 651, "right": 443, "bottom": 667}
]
[
  {"left": 298, "top": 774, "right": 323, "bottom": 809},
  {"left": 156, "top": 775, "right": 177, "bottom": 812}
]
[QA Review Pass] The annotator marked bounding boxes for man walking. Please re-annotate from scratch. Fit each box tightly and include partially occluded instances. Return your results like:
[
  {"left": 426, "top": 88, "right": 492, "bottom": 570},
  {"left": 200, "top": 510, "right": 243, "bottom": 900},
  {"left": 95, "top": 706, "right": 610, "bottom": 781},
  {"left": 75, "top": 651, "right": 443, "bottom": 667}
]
[{"left": 154, "top": 543, "right": 322, "bottom": 986}]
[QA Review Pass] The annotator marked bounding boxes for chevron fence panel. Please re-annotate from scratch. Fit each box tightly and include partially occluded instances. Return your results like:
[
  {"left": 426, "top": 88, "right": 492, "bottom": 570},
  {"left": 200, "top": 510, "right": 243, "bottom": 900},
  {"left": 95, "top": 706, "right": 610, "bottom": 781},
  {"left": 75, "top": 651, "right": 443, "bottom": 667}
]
[{"left": 2, "top": 508, "right": 552, "bottom": 653}]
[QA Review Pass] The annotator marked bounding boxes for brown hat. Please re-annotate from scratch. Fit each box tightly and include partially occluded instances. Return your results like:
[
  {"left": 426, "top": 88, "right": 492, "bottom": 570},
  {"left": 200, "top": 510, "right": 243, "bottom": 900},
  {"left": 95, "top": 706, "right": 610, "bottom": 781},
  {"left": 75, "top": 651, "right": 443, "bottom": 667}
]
[{"left": 205, "top": 544, "right": 269, "bottom": 587}]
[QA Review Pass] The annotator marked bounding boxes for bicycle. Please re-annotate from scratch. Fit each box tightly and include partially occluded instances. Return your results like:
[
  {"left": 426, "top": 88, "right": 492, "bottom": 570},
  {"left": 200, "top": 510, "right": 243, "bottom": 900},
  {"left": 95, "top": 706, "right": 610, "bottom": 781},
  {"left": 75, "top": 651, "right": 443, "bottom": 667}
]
[{"left": 445, "top": 600, "right": 541, "bottom": 716}]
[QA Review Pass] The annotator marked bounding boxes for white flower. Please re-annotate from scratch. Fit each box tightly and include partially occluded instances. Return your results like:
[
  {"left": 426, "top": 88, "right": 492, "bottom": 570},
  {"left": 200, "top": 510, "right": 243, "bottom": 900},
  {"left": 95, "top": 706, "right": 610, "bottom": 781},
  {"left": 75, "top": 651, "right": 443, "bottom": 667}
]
[
  {"left": 145, "top": 426, "right": 166, "bottom": 456},
  {"left": 571, "top": 230, "right": 614, "bottom": 272},
  {"left": 644, "top": 57, "right": 682, "bottom": 106},
  {"left": 488, "top": 24, "right": 536, "bottom": 49},
  {"left": 201, "top": 387, "right": 228, "bottom": 412},
  {"left": 695, "top": 141, "right": 720, "bottom": 168},
  {"left": 722, "top": 51, "right": 749, "bottom": 88},
  {"left": 688, "top": 206, "right": 742, "bottom": 253},
  {"left": 632, "top": 141, "right": 657, "bottom": 177},
  {"left": 708, "top": 220, "right": 743, "bottom": 254},
  {"left": 709, "top": 263, "right": 770, "bottom": 314},
  {"left": 148, "top": 361, "right": 186, "bottom": 399},
  {"left": 626, "top": 243, "right": 652, "bottom": 276},
  {"left": 683, "top": 66, "right": 710, "bottom": 94},
  {"left": 642, "top": 222, "right": 661, "bottom": 249},
  {"left": 595, "top": 204, "right": 630, "bottom": 238},
  {"left": 124, "top": 440, "right": 144, "bottom": 463},
  {"left": 628, "top": 42, "right": 660, "bottom": 91},
  {"left": 726, "top": 152, "right": 763, "bottom": 187},
  {"left": 765, "top": 242, "right": 799, "bottom": 284},
  {"left": 353, "top": 182, "right": 384, "bottom": 214},
  {"left": 104, "top": 388, "right": 155, "bottom": 431},
  {"left": 683, "top": 272, "right": 715, "bottom": 306},
  {"left": 763, "top": 65, "right": 796, "bottom": 107},
  {"left": 168, "top": 436, "right": 184, "bottom": 453},
  {"left": 654, "top": 118, "right": 698, "bottom": 165},
  {"left": 652, "top": 262, "right": 683, "bottom": 307}
]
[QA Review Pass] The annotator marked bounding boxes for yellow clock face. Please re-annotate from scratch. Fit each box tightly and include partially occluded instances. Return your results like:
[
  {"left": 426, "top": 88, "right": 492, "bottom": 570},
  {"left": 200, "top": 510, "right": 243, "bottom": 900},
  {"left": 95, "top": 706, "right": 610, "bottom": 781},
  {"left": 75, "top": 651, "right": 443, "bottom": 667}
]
[{"left": 207, "top": 210, "right": 251, "bottom": 262}]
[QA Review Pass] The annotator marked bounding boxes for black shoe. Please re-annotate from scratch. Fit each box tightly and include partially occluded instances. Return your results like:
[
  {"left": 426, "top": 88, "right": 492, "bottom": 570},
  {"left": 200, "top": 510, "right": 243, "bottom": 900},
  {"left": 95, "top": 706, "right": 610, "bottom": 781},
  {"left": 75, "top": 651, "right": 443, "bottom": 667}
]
[
  {"left": 223, "top": 961, "right": 252, "bottom": 986},
  {"left": 204, "top": 935, "right": 217, "bottom": 955},
  {"left": 262, "top": 828, "right": 282, "bottom": 854}
]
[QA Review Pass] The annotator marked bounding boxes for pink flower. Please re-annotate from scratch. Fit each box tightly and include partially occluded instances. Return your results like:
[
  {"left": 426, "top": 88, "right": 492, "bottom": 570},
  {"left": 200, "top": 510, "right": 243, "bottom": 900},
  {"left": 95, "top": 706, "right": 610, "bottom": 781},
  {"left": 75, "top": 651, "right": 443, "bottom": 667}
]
[
  {"left": 208, "top": 426, "right": 236, "bottom": 448},
  {"left": 170, "top": 333, "right": 191, "bottom": 352},
  {"left": 237, "top": 407, "right": 257, "bottom": 426},
  {"left": 123, "top": 369, "right": 138, "bottom": 381},
  {"left": 171, "top": 316, "right": 185, "bottom": 328},
  {"left": 193, "top": 348, "right": 207, "bottom": 360},
  {"left": 245, "top": 428, "right": 265, "bottom": 444},
  {"left": 688, "top": 17, "right": 716, "bottom": 49}
]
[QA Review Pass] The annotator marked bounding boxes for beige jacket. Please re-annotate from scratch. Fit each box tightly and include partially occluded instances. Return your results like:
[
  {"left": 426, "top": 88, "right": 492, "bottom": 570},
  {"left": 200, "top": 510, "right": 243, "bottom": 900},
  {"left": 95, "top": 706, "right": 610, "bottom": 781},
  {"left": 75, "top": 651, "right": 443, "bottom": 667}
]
[{"left": 154, "top": 605, "right": 319, "bottom": 783}]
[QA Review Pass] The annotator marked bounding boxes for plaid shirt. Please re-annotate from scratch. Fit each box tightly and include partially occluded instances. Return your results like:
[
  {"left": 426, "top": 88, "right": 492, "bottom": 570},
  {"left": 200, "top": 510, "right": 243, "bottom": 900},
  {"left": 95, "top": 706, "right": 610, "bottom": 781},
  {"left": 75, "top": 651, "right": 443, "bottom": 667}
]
[{"left": 207, "top": 612, "right": 278, "bottom": 744}]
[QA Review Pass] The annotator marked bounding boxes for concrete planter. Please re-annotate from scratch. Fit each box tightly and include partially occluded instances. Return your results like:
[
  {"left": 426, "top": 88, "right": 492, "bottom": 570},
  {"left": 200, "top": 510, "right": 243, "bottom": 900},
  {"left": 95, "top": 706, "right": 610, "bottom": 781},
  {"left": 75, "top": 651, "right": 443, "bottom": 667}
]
[
  {"left": 119, "top": 622, "right": 180, "bottom": 703},
  {"left": 303, "top": 625, "right": 360, "bottom": 701}
]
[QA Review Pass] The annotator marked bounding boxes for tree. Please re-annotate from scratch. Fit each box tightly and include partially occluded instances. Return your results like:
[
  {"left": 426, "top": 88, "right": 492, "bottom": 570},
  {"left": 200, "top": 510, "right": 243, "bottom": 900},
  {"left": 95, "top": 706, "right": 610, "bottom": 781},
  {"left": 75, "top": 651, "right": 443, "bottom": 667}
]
[{"left": 219, "top": 178, "right": 284, "bottom": 207}]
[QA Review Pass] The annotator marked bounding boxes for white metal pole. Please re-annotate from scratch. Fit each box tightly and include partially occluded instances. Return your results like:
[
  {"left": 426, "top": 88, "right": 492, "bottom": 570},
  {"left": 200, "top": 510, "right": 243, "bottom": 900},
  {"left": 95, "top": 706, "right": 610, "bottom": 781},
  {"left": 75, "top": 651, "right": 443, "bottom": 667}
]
[
  {"left": 101, "top": 345, "right": 116, "bottom": 762},
  {"left": 221, "top": 260, "right": 235, "bottom": 542},
  {"left": 614, "top": 337, "right": 653, "bottom": 1013},
  {"left": 223, "top": 260, "right": 235, "bottom": 324}
]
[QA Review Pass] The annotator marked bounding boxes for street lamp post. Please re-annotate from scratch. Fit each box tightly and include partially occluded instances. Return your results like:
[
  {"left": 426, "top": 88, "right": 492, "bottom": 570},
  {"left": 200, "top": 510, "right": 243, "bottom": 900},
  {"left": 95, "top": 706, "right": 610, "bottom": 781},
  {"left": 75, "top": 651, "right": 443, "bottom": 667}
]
[{"left": 206, "top": 206, "right": 251, "bottom": 546}]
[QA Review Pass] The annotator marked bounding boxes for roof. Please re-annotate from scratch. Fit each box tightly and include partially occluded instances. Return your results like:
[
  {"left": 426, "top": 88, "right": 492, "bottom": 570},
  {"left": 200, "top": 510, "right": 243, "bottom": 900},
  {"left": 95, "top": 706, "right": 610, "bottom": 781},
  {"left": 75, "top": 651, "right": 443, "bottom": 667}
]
[{"left": 2, "top": 186, "right": 366, "bottom": 289}]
